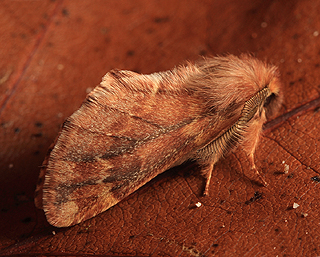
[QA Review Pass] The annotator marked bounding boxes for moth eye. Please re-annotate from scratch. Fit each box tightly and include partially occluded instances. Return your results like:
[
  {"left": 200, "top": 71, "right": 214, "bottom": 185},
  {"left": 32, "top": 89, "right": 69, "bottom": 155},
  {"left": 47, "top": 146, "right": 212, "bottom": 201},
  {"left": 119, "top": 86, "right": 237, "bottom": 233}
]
[{"left": 264, "top": 92, "right": 276, "bottom": 108}]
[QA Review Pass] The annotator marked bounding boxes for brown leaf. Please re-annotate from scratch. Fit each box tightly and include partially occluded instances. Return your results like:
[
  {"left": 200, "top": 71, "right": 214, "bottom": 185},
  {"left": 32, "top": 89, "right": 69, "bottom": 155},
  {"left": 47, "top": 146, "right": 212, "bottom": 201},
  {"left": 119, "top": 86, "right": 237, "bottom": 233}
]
[{"left": 1, "top": 0, "right": 320, "bottom": 256}]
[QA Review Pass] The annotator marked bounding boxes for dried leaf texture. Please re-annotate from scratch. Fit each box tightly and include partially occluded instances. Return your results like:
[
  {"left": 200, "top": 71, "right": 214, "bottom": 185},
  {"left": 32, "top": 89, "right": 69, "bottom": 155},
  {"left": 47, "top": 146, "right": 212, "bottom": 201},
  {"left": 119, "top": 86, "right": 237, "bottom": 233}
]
[
  {"left": 36, "top": 55, "right": 281, "bottom": 227},
  {"left": 3, "top": 0, "right": 320, "bottom": 256}
]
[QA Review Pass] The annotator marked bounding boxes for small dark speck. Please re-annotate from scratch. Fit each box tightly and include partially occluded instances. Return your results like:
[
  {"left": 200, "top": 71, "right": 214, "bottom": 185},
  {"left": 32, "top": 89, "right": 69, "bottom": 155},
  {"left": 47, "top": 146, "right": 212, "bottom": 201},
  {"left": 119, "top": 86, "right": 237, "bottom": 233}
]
[
  {"left": 154, "top": 16, "right": 170, "bottom": 23},
  {"left": 274, "top": 171, "right": 285, "bottom": 175},
  {"left": 286, "top": 206, "right": 294, "bottom": 211},
  {"left": 245, "top": 191, "right": 263, "bottom": 205},
  {"left": 292, "top": 33, "right": 299, "bottom": 39},
  {"left": 212, "top": 244, "right": 219, "bottom": 247},
  {"left": 287, "top": 173, "right": 294, "bottom": 179},
  {"left": 127, "top": 50, "right": 135, "bottom": 56},
  {"left": 62, "top": 8, "right": 69, "bottom": 16},
  {"left": 129, "top": 235, "right": 136, "bottom": 239},
  {"left": 146, "top": 28, "right": 154, "bottom": 34},
  {"left": 14, "top": 127, "right": 20, "bottom": 133},
  {"left": 314, "top": 106, "right": 320, "bottom": 113},
  {"left": 199, "top": 49, "right": 207, "bottom": 56},
  {"left": 311, "top": 176, "right": 320, "bottom": 182},
  {"left": 22, "top": 217, "right": 32, "bottom": 223},
  {"left": 34, "top": 150, "right": 40, "bottom": 155},
  {"left": 1, "top": 208, "right": 8, "bottom": 212},
  {"left": 35, "top": 122, "right": 43, "bottom": 128},
  {"left": 32, "top": 132, "right": 43, "bottom": 138}
]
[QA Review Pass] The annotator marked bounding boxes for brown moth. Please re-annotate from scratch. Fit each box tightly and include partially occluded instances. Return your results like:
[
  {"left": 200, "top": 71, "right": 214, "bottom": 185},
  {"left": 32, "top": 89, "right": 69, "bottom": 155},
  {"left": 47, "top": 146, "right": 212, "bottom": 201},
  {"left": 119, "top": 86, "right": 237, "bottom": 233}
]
[{"left": 35, "top": 54, "right": 282, "bottom": 227}]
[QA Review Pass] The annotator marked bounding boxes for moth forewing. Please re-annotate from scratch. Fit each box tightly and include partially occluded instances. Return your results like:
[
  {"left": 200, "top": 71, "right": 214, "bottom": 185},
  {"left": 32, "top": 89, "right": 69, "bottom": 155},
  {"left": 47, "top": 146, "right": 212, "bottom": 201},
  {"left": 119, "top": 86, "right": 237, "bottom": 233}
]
[{"left": 35, "top": 54, "right": 282, "bottom": 227}]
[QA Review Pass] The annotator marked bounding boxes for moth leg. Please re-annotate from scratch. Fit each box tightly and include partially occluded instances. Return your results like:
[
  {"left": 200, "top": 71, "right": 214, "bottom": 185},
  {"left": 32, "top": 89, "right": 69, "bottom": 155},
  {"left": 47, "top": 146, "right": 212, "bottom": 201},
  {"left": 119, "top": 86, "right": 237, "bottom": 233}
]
[
  {"left": 241, "top": 110, "right": 268, "bottom": 186},
  {"left": 201, "top": 161, "right": 215, "bottom": 196},
  {"left": 248, "top": 152, "right": 268, "bottom": 187}
]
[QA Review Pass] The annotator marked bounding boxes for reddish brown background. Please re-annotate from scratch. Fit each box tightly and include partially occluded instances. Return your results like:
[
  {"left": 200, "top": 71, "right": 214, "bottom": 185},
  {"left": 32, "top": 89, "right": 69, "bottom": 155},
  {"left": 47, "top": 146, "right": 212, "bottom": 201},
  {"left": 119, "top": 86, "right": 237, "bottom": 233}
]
[{"left": 1, "top": 0, "right": 320, "bottom": 256}]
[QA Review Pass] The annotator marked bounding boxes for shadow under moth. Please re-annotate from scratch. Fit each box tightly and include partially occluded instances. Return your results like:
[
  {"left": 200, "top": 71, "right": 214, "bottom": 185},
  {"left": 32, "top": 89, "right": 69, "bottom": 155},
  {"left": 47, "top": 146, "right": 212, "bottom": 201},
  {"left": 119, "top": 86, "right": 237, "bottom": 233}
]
[{"left": 35, "top": 54, "right": 282, "bottom": 227}]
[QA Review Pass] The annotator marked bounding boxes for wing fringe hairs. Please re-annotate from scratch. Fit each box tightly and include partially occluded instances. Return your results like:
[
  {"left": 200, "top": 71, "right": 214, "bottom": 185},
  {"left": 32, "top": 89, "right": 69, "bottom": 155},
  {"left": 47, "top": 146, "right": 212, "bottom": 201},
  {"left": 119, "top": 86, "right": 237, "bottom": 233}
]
[{"left": 35, "top": 54, "right": 282, "bottom": 227}]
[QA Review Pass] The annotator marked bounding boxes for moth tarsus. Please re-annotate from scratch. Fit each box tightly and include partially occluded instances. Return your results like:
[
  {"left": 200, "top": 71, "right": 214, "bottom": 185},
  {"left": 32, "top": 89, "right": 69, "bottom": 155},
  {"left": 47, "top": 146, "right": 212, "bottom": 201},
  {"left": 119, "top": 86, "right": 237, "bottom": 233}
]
[
  {"left": 34, "top": 54, "right": 282, "bottom": 227},
  {"left": 202, "top": 162, "right": 214, "bottom": 196},
  {"left": 248, "top": 154, "right": 268, "bottom": 187}
]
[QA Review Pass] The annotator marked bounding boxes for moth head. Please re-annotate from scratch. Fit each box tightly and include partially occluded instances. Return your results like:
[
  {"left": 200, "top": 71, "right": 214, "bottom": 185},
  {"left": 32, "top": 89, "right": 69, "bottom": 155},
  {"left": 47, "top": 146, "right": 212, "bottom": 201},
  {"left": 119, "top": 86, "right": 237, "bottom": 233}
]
[
  {"left": 187, "top": 54, "right": 283, "bottom": 119},
  {"left": 235, "top": 54, "right": 283, "bottom": 120}
]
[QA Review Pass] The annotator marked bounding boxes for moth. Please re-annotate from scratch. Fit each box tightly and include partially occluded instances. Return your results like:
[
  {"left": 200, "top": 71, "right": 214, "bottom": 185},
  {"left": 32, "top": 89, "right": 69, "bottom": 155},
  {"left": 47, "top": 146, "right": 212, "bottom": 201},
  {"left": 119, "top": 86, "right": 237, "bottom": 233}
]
[{"left": 35, "top": 54, "right": 282, "bottom": 227}]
